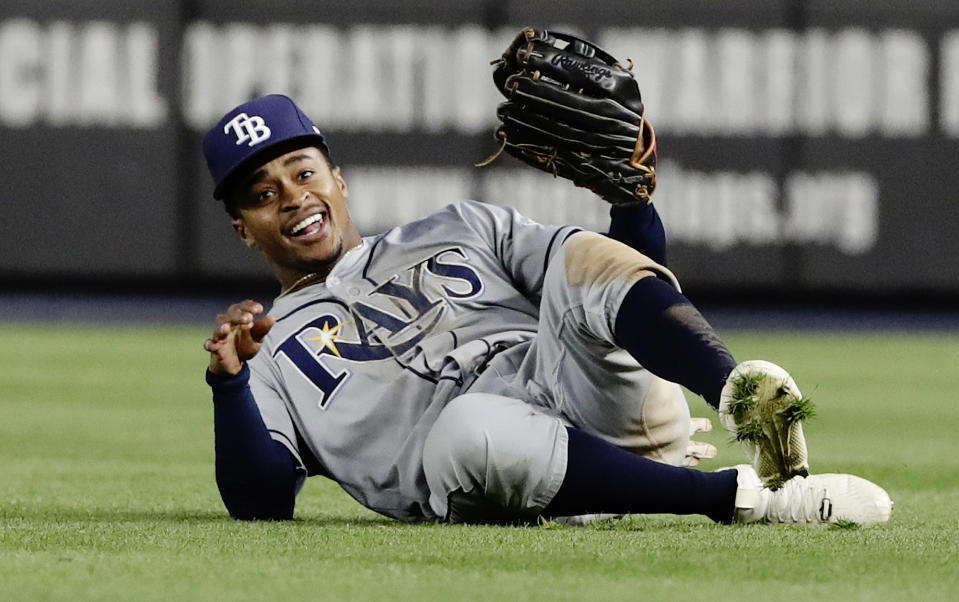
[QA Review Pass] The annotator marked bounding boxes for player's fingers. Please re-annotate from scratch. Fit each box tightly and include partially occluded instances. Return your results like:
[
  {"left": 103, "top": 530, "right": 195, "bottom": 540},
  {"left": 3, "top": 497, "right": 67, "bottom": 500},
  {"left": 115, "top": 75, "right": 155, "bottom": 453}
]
[
  {"left": 250, "top": 315, "right": 277, "bottom": 342},
  {"left": 689, "top": 416, "right": 713, "bottom": 437},
  {"left": 213, "top": 312, "right": 239, "bottom": 337},
  {"left": 237, "top": 299, "right": 264, "bottom": 313},
  {"left": 208, "top": 301, "right": 268, "bottom": 366},
  {"left": 225, "top": 307, "right": 255, "bottom": 326},
  {"left": 222, "top": 305, "right": 260, "bottom": 335},
  {"left": 212, "top": 301, "right": 263, "bottom": 337},
  {"left": 228, "top": 300, "right": 264, "bottom": 320},
  {"left": 205, "top": 330, "right": 234, "bottom": 351},
  {"left": 209, "top": 320, "right": 227, "bottom": 341},
  {"left": 683, "top": 440, "right": 718, "bottom": 467},
  {"left": 233, "top": 323, "right": 264, "bottom": 361},
  {"left": 216, "top": 301, "right": 262, "bottom": 327},
  {"left": 210, "top": 318, "right": 235, "bottom": 341}
]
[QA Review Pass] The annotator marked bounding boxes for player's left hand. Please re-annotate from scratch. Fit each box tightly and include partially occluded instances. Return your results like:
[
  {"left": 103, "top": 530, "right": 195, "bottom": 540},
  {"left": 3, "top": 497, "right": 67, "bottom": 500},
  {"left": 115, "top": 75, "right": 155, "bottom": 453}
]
[
  {"left": 683, "top": 417, "right": 718, "bottom": 467},
  {"left": 479, "top": 27, "right": 658, "bottom": 206}
]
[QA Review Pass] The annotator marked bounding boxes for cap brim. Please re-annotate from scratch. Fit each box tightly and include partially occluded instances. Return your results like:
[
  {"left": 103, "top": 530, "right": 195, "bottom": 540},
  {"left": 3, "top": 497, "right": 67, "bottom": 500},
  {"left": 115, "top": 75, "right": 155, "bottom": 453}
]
[{"left": 212, "top": 134, "right": 330, "bottom": 200}]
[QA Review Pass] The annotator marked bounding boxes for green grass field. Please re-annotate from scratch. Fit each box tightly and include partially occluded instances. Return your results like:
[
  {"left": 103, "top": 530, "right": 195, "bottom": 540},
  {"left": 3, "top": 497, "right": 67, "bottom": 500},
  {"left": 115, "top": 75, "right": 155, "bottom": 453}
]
[{"left": 1, "top": 324, "right": 957, "bottom": 601}]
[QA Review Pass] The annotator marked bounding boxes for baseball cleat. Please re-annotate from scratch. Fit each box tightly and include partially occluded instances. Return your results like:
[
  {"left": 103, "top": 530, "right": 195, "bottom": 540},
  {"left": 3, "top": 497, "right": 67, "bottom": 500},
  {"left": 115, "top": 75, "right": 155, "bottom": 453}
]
[
  {"left": 719, "top": 360, "right": 814, "bottom": 484},
  {"left": 729, "top": 464, "right": 893, "bottom": 526}
]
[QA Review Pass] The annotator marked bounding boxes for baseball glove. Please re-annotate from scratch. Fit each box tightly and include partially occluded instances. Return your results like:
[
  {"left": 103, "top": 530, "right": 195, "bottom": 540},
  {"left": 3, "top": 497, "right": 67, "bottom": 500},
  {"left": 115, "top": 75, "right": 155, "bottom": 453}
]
[{"left": 478, "top": 28, "right": 657, "bottom": 206}]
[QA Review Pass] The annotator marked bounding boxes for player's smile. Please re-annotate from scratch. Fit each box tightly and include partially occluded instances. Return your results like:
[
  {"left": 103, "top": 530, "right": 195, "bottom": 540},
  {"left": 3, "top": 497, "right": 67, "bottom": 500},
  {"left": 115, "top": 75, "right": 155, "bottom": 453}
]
[
  {"left": 283, "top": 207, "right": 331, "bottom": 245},
  {"left": 288, "top": 211, "right": 326, "bottom": 239}
]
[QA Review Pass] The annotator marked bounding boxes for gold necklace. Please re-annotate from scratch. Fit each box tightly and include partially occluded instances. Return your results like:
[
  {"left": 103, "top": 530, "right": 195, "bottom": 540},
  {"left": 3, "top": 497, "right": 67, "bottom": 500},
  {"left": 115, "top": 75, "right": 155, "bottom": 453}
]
[
  {"left": 276, "top": 272, "right": 323, "bottom": 299},
  {"left": 275, "top": 241, "right": 366, "bottom": 299}
]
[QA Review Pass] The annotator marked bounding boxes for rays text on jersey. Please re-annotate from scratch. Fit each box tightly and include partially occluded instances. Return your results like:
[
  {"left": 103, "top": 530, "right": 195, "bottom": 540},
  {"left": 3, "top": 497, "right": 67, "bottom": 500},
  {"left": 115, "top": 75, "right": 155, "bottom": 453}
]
[{"left": 273, "top": 247, "right": 484, "bottom": 408}]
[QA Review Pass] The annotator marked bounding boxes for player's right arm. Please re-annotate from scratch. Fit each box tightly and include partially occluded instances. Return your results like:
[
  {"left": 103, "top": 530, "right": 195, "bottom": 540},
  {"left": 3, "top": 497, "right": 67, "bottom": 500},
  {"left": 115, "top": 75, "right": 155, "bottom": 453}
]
[{"left": 204, "top": 301, "right": 299, "bottom": 520}]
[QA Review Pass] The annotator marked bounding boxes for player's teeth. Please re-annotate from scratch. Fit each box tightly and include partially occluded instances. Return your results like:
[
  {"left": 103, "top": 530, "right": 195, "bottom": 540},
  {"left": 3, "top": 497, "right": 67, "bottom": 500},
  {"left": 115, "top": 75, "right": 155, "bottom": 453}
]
[{"left": 291, "top": 213, "right": 323, "bottom": 235}]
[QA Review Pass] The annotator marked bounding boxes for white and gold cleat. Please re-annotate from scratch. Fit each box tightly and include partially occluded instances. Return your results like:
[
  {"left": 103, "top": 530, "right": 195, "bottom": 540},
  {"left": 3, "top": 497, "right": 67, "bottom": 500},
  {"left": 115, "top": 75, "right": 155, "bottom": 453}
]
[
  {"left": 729, "top": 464, "right": 893, "bottom": 526},
  {"left": 719, "top": 360, "right": 814, "bottom": 484}
]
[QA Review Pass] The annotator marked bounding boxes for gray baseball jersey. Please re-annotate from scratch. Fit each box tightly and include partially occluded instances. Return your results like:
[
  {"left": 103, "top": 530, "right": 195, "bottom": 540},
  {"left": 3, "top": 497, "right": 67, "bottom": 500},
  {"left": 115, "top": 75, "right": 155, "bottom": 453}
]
[{"left": 247, "top": 200, "right": 581, "bottom": 521}]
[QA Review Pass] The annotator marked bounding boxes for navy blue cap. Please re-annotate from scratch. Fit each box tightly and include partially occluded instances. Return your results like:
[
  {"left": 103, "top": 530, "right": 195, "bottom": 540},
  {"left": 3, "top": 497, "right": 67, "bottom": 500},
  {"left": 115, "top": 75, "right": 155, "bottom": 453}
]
[{"left": 202, "top": 94, "right": 330, "bottom": 199}]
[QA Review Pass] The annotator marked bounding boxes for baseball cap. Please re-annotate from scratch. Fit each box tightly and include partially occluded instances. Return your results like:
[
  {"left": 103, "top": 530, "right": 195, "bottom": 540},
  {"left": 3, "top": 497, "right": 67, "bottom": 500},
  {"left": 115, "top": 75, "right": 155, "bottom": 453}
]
[{"left": 202, "top": 94, "right": 330, "bottom": 200}]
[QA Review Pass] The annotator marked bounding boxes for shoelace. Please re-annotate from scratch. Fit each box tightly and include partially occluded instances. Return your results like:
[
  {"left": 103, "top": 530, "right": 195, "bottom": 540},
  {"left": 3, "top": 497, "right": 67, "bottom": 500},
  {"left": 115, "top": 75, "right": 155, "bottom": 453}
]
[{"left": 765, "top": 477, "right": 831, "bottom": 523}]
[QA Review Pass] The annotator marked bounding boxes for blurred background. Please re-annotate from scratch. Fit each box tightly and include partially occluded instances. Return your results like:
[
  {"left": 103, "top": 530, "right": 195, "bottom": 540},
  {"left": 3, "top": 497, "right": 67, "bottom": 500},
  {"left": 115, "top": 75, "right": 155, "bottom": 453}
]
[{"left": 1, "top": 0, "right": 957, "bottom": 325}]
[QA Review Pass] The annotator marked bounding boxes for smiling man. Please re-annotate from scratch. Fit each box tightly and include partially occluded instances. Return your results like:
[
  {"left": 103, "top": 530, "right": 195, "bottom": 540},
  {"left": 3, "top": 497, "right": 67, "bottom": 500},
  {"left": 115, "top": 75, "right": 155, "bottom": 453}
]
[{"left": 200, "top": 93, "right": 892, "bottom": 527}]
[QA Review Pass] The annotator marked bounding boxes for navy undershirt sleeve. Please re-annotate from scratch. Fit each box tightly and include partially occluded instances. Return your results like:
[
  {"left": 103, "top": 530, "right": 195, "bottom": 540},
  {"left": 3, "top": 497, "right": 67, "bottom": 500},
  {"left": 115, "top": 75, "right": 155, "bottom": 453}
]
[
  {"left": 606, "top": 203, "right": 667, "bottom": 266},
  {"left": 207, "top": 364, "right": 300, "bottom": 520},
  {"left": 614, "top": 277, "right": 737, "bottom": 408}
]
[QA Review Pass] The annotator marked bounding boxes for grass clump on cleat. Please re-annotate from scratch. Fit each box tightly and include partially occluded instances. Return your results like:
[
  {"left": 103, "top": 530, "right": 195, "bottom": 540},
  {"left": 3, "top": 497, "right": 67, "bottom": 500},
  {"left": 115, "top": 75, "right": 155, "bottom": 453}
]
[{"left": 719, "top": 360, "right": 814, "bottom": 484}]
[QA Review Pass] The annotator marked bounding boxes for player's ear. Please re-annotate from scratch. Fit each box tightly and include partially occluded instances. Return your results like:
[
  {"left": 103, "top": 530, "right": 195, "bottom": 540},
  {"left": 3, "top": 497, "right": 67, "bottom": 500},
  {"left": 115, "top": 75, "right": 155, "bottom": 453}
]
[
  {"left": 232, "top": 218, "right": 257, "bottom": 248},
  {"left": 331, "top": 166, "right": 349, "bottom": 199}
]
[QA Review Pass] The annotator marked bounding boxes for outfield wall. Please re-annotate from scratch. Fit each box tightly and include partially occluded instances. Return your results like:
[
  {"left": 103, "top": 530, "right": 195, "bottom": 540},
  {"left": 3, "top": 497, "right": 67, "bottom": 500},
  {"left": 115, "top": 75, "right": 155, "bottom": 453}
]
[{"left": 1, "top": 1, "right": 957, "bottom": 295}]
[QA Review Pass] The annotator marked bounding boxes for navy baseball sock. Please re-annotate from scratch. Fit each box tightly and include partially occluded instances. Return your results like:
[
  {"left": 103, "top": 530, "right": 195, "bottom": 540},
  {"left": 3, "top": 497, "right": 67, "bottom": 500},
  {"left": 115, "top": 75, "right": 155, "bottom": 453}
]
[
  {"left": 614, "top": 276, "right": 736, "bottom": 409},
  {"left": 543, "top": 427, "right": 738, "bottom": 523},
  {"left": 606, "top": 202, "right": 667, "bottom": 266}
]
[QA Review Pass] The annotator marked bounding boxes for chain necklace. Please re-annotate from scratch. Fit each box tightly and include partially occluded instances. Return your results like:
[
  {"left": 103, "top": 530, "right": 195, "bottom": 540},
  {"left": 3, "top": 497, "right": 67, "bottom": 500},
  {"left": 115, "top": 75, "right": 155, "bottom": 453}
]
[
  {"left": 274, "top": 240, "right": 366, "bottom": 300},
  {"left": 276, "top": 272, "right": 324, "bottom": 299}
]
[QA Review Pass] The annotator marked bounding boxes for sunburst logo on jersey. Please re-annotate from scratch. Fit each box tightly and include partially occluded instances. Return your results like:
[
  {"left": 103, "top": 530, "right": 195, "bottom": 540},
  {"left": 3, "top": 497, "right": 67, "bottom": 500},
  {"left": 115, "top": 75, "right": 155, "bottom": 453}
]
[{"left": 307, "top": 320, "right": 344, "bottom": 358}]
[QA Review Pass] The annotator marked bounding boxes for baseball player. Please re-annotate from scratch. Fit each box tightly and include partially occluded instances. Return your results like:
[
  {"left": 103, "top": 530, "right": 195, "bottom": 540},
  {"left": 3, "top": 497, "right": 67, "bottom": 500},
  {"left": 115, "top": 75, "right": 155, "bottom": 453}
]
[{"left": 200, "top": 31, "right": 892, "bottom": 527}]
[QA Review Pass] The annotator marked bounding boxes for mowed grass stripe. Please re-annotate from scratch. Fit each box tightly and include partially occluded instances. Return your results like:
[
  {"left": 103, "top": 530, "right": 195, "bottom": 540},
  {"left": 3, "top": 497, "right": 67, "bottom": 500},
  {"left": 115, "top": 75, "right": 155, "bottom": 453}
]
[{"left": 0, "top": 325, "right": 956, "bottom": 601}]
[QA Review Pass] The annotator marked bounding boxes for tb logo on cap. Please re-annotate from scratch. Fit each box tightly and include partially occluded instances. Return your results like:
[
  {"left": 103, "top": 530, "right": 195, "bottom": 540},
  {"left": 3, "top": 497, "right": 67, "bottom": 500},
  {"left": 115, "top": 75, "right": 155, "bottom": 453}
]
[{"left": 224, "top": 112, "right": 272, "bottom": 146}]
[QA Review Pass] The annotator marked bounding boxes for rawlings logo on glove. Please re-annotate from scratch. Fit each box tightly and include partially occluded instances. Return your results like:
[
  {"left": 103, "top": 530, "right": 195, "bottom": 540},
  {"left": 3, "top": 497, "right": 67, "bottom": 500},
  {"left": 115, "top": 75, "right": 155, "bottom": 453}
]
[{"left": 550, "top": 55, "right": 613, "bottom": 82}]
